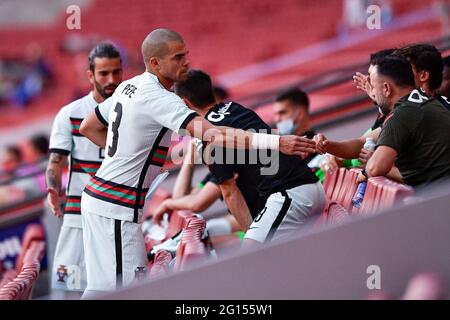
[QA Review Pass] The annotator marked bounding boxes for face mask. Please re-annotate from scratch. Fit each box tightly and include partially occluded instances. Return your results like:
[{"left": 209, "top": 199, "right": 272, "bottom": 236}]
[{"left": 276, "top": 118, "right": 297, "bottom": 135}]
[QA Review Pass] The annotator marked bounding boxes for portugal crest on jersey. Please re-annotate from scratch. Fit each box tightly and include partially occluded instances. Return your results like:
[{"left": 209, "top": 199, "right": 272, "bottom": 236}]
[{"left": 56, "top": 264, "right": 68, "bottom": 282}]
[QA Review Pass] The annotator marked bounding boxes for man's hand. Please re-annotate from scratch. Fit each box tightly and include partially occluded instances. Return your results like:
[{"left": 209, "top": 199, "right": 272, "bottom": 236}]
[
  {"left": 279, "top": 135, "right": 316, "bottom": 156},
  {"left": 353, "top": 72, "right": 374, "bottom": 97},
  {"left": 313, "top": 133, "right": 329, "bottom": 154},
  {"left": 358, "top": 148, "right": 374, "bottom": 167},
  {"left": 152, "top": 200, "right": 172, "bottom": 225},
  {"left": 47, "top": 187, "right": 63, "bottom": 218}
]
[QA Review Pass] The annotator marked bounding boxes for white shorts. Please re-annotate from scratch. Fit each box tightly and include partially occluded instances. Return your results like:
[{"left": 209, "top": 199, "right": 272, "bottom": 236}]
[
  {"left": 52, "top": 215, "right": 86, "bottom": 292},
  {"left": 81, "top": 209, "right": 147, "bottom": 293},
  {"left": 245, "top": 181, "right": 326, "bottom": 243}
]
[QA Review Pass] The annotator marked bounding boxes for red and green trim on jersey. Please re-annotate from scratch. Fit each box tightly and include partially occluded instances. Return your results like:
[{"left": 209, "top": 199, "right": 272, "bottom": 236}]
[
  {"left": 70, "top": 118, "right": 83, "bottom": 136},
  {"left": 149, "top": 146, "right": 169, "bottom": 167},
  {"left": 84, "top": 176, "right": 149, "bottom": 209},
  {"left": 71, "top": 158, "right": 102, "bottom": 176},
  {"left": 64, "top": 195, "right": 81, "bottom": 214}
]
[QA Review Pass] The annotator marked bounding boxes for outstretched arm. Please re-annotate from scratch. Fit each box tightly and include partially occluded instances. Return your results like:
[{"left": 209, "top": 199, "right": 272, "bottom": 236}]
[
  {"left": 315, "top": 128, "right": 381, "bottom": 159},
  {"left": 153, "top": 182, "right": 221, "bottom": 224},
  {"left": 184, "top": 116, "right": 317, "bottom": 156}
]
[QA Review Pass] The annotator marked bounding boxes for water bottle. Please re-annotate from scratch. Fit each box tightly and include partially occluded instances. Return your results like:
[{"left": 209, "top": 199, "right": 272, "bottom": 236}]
[
  {"left": 352, "top": 180, "right": 367, "bottom": 208},
  {"left": 352, "top": 138, "right": 376, "bottom": 208}
]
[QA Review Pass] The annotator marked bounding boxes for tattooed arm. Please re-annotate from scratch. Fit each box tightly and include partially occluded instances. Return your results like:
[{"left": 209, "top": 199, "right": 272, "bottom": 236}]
[{"left": 46, "top": 152, "right": 67, "bottom": 218}]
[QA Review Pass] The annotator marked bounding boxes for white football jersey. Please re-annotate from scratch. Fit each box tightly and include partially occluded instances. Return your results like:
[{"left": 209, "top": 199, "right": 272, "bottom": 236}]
[
  {"left": 81, "top": 72, "right": 197, "bottom": 223},
  {"left": 49, "top": 92, "right": 104, "bottom": 224}
]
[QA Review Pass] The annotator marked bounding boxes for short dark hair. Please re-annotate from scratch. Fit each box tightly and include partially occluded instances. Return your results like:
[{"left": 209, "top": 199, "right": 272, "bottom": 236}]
[
  {"left": 88, "top": 43, "right": 121, "bottom": 72},
  {"left": 30, "top": 134, "right": 49, "bottom": 156},
  {"left": 369, "top": 48, "right": 395, "bottom": 65},
  {"left": 6, "top": 145, "right": 23, "bottom": 162},
  {"left": 213, "top": 85, "right": 229, "bottom": 101},
  {"left": 275, "top": 87, "right": 309, "bottom": 111},
  {"left": 442, "top": 55, "right": 450, "bottom": 68},
  {"left": 174, "top": 69, "right": 216, "bottom": 108},
  {"left": 394, "top": 44, "right": 443, "bottom": 90},
  {"left": 375, "top": 55, "right": 415, "bottom": 88}
]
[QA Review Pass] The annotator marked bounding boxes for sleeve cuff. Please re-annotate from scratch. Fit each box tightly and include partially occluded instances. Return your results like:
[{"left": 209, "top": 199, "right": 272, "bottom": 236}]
[
  {"left": 49, "top": 148, "right": 70, "bottom": 156},
  {"left": 95, "top": 106, "right": 108, "bottom": 127},
  {"left": 179, "top": 112, "right": 199, "bottom": 131}
]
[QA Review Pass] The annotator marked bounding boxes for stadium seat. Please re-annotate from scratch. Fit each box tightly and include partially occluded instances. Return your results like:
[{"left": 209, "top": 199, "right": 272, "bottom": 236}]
[
  {"left": 355, "top": 177, "right": 414, "bottom": 215},
  {"left": 14, "top": 224, "right": 45, "bottom": 272},
  {"left": 336, "top": 168, "right": 360, "bottom": 210},
  {"left": 0, "top": 240, "right": 45, "bottom": 300},
  {"left": 323, "top": 168, "right": 339, "bottom": 200},
  {"left": 330, "top": 168, "right": 347, "bottom": 203},
  {"left": 165, "top": 210, "right": 193, "bottom": 240},
  {"left": 174, "top": 216, "right": 208, "bottom": 271},
  {"left": 327, "top": 203, "right": 351, "bottom": 225},
  {"left": 148, "top": 250, "right": 173, "bottom": 279}
]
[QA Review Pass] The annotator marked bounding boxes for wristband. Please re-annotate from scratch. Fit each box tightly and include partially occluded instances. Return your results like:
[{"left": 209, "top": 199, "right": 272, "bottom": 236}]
[
  {"left": 342, "top": 159, "right": 353, "bottom": 168},
  {"left": 251, "top": 133, "right": 280, "bottom": 150}
]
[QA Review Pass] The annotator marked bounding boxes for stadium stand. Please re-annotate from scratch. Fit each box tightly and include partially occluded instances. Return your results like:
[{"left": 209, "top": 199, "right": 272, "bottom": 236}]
[
  {"left": 0, "top": 224, "right": 45, "bottom": 300},
  {"left": 318, "top": 168, "right": 414, "bottom": 225}
]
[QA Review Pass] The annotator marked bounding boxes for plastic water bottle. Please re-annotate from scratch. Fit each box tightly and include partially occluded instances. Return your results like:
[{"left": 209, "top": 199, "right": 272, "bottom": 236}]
[
  {"left": 352, "top": 138, "right": 376, "bottom": 208},
  {"left": 352, "top": 181, "right": 367, "bottom": 208}
]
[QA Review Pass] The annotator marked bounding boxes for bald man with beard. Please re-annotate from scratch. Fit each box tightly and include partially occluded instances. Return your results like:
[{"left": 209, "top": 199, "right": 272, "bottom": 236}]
[{"left": 78, "top": 28, "right": 317, "bottom": 297}]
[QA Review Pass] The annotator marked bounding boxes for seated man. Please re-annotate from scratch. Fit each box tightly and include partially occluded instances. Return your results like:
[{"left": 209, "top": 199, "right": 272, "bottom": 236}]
[
  {"left": 321, "top": 43, "right": 450, "bottom": 175},
  {"left": 319, "top": 56, "right": 450, "bottom": 187},
  {"left": 273, "top": 87, "right": 317, "bottom": 163},
  {"left": 172, "top": 69, "right": 326, "bottom": 244},
  {"left": 394, "top": 43, "right": 450, "bottom": 111},
  {"left": 322, "top": 48, "right": 395, "bottom": 173}
]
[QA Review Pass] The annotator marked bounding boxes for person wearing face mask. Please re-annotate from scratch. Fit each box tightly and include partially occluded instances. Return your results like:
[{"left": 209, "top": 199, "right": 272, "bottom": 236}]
[{"left": 274, "top": 88, "right": 317, "bottom": 163}]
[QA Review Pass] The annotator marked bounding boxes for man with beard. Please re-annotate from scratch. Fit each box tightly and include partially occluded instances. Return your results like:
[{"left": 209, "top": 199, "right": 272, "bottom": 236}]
[
  {"left": 317, "top": 44, "right": 450, "bottom": 178},
  {"left": 317, "top": 56, "right": 450, "bottom": 186},
  {"left": 364, "top": 56, "right": 450, "bottom": 186},
  {"left": 46, "top": 43, "right": 123, "bottom": 297},
  {"left": 320, "top": 48, "right": 395, "bottom": 173}
]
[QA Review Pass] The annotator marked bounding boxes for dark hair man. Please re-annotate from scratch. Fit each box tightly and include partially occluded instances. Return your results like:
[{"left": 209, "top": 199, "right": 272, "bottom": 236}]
[
  {"left": 364, "top": 56, "right": 450, "bottom": 186},
  {"left": 175, "top": 69, "right": 325, "bottom": 245},
  {"left": 46, "top": 43, "right": 123, "bottom": 296}
]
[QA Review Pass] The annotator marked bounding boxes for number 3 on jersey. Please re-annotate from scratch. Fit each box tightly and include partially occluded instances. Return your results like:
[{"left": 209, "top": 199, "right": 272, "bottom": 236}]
[{"left": 108, "top": 102, "right": 123, "bottom": 157}]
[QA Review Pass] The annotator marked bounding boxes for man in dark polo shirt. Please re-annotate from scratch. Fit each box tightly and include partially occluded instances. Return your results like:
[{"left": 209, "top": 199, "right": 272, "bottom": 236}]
[{"left": 365, "top": 55, "right": 450, "bottom": 187}]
